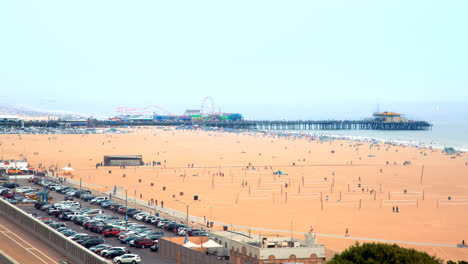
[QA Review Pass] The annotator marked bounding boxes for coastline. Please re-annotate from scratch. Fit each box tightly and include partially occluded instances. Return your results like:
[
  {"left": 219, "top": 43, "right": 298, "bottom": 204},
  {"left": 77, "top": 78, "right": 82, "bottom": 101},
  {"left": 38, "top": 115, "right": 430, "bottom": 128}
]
[{"left": 1, "top": 126, "right": 467, "bottom": 261}]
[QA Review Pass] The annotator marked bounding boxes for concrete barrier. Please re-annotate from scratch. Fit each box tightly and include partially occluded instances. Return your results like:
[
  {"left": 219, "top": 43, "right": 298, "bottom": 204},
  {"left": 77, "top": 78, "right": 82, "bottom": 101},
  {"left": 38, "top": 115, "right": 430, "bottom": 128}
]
[{"left": 0, "top": 198, "right": 110, "bottom": 264}]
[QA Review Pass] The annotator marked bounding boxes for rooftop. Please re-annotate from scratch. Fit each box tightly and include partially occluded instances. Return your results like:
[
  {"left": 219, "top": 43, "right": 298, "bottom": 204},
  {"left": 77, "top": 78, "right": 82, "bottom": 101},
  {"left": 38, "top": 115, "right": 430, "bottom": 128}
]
[
  {"left": 212, "top": 230, "right": 309, "bottom": 249},
  {"left": 374, "top": 112, "right": 402, "bottom": 116},
  {"left": 103, "top": 155, "right": 143, "bottom": 159}
]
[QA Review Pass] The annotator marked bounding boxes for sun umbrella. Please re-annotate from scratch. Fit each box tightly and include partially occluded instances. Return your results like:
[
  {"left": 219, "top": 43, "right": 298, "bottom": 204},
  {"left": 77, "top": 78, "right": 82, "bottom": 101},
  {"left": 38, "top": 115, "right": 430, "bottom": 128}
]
[{"left": 183, "top": 241, "right": 201, "bottom": 248}]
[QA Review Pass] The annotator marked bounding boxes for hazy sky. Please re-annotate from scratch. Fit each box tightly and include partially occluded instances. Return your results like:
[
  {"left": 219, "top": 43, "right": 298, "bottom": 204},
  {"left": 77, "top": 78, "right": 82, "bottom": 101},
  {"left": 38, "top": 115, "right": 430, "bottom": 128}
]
[{"left": 1, "top": 1, "right": 467, "bottom": 120}]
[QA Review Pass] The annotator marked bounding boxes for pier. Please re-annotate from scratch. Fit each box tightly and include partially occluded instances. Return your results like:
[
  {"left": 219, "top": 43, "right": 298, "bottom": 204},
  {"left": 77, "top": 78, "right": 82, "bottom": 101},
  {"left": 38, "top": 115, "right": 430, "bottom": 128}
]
[
  {"left": 2, "top": 118, "right": 432, "bottom": 131},
  {"left": 11, "top": 120, "right": 431, "bottom": 130}
]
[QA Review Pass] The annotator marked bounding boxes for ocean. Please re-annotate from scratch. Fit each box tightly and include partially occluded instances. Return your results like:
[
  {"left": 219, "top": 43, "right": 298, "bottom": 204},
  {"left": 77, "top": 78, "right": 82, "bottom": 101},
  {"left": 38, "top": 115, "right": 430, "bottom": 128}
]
[{"left": 295, "top": 120, "right": 468, "bottom": 152}]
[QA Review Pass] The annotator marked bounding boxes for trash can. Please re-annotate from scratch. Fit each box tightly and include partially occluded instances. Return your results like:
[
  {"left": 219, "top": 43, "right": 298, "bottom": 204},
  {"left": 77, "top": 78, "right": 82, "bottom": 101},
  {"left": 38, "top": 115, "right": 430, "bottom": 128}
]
[
  {"left": 194, "top": 195, "right": 198, "bottom": 201},
  {"left": 223, "top": 225, "right": 228, "bottom": 231},
  {"left": 210, "top": 222, "right": 214, "bottom": 228}
]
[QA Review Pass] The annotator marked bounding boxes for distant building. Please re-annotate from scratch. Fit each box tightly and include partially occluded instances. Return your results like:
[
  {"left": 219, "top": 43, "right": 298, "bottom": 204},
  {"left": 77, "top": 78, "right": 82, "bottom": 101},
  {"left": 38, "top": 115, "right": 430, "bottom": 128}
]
[
  {"left": 103, "top": 155, "right": 143, "bottom": 166},
  {"left": 0, "top": 160, "right": 29, "bottom": 170},
  {"left": 184, "top": 109, "right": 201, "bottom": 116},
  {"left": 373, "top": 112, "right": 407, "bottom": 123},
  {"left": 210, "top": 230, "right": 326, "bottom": 264},
  {"left": 58, "top": 115, "right": 88, "bottom": 127},
  {"left": 0, "top": 117, "right": 24, "bottom": 127}
]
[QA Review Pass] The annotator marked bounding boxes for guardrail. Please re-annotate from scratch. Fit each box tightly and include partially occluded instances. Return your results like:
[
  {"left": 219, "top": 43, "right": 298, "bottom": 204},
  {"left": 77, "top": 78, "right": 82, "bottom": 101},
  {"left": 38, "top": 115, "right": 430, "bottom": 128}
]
[{"left": 0, "top": 197, "right": 111, "bottom": 264}]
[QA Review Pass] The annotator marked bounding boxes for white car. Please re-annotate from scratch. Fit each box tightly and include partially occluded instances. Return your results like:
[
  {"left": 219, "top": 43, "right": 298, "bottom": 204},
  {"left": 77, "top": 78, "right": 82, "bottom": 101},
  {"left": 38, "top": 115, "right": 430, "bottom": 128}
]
[
  {"left": 100, "top": 246, "right": 126, "bottom": 257},
  {"left": 15, "top": 187, "right": 34, "bottom": 193},
  {"left": 85, "top": 209, "right": 102, "bottom": 216},
  {"left": 177, "top": 227, "right": 188, "bottom": 236},
  {"left": 134, "top": 213, "right": 149, "bottom": 221},
  {"left": 20, "top": 198, "right": 37, "bottom": 204},
  {"left": 91, "top": 197, "right": 108, "bottom": 204},
  {"left": 113, "top": 254, "right": 141, "bottom": 263}
]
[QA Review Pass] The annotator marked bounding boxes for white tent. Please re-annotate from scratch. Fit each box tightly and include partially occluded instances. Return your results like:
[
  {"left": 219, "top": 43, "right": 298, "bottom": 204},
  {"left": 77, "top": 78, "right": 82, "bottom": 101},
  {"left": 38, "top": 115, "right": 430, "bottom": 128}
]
[
  {"left": 202, "top": 240, "right": 223, "bottom": 248},
  {"left": 183, "top": 241, "right": 201, "bottom": 248},
  {"left": 62, "top": 167, "right": 75, "bottom": 171}
]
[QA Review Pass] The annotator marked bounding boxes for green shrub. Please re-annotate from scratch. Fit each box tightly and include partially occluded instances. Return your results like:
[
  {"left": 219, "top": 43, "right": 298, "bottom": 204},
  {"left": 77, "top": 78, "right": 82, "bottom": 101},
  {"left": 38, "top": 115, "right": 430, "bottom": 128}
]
[{"left": 328, "top": 242, "right": 442, "bottom": 264}]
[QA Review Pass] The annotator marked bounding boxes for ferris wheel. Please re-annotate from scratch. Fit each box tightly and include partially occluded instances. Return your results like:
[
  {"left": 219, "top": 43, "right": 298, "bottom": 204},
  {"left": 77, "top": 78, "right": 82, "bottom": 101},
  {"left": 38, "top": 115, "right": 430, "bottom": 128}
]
[{"left": 201, "top": 96, "right": 215, "bottom": 116}]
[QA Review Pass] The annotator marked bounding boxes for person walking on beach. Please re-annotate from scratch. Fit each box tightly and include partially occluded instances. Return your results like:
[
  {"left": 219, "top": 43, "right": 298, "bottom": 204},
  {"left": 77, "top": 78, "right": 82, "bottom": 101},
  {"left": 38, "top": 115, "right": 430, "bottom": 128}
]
[
  {"left": 393, "top": 206, "right": 395, "bottom": 212},
  {"left": 396, "top": 206, "right": 399, "bottom": 213},
  {"left": 345, "top": 228, "right": 349, "bottom": 237}
]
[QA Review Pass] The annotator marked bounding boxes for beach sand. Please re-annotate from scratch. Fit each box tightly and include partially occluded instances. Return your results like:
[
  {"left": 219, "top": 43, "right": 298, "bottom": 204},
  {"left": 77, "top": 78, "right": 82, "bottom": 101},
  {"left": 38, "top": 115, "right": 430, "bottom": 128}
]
[{"left": 2, "top": 127, "right": 468, "bottom": 261}]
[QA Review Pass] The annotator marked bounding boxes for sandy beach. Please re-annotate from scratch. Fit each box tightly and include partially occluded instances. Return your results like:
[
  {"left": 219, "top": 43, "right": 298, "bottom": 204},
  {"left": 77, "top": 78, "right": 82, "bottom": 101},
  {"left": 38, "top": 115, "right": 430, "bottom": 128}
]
[{"left": 2, "top": 127, "right": 467, "bottom": 261}]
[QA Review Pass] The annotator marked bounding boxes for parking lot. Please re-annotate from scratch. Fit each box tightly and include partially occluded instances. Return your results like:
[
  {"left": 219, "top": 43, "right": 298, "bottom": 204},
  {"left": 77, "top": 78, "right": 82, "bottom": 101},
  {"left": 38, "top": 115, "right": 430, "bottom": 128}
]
[{"left": 12, "top": 178, "right": 180, "bottom": 264}]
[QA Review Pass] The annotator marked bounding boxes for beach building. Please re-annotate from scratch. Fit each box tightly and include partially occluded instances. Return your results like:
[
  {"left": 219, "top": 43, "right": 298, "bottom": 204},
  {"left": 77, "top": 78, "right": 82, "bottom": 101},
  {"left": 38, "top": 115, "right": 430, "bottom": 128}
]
[
  {"left": 58, "top": 115, "right": 88, "bottom": 127},
  {"left": 209, "top": 230, "right": 326, "bottom": 264},
  {"left": 373, "top": 112, "right": 407, "bottom": 123},
  {"left": 103, "top": 155, "right": 143, "bottom": 166},
  {"left": 0, "top": 160, "right": 29, "bottom": 170},
  {"left": 0, "top": 117, "right": 24, "bottom": 127}
]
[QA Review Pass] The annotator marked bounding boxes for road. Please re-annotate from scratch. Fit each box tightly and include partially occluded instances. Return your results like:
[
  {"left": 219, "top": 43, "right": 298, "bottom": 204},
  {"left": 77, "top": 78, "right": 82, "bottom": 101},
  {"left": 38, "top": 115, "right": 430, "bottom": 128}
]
[{"left": 0, "top": 216, "right": 68, "bottom": 264}]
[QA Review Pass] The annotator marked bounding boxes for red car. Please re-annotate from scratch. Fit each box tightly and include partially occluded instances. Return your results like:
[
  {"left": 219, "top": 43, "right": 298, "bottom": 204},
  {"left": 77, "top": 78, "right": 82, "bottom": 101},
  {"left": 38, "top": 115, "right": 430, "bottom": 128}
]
[
  {"left": 28, "top": 177, "right": 40, "bottom": 183},
  {"left": 131, "top": 237, "right": 157, "bottom": 248},
  {"left": 102, "top": 228, "right": 124, "bottom": 237}
]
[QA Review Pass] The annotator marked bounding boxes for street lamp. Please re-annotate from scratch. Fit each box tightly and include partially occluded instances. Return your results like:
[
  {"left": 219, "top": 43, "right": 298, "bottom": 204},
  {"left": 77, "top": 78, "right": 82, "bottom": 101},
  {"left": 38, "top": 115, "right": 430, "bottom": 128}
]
[
  {"left": 120, "top": 188, "right": 128, "bottom": 232},
  {"left": 174, "top": 199, "right": 199, "bottom": 229}
]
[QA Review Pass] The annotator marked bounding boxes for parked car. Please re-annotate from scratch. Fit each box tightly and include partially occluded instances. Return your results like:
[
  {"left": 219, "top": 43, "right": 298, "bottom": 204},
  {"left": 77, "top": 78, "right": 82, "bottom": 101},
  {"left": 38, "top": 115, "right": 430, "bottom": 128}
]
[
  {"left": 90, "top": 243, "right": 112, "bottom": 253},
  {"left": 2, "top": 183, "right": 19, "bottom": 189},
  {"left": 81, "top": 238, "right": 105, "bottom": 248},
  {"left": 106, "top": 248, "right": 129, "bottom": 259},
  {"left": 101, "top": 247, "right": 127, "bottom": 257},
  {"left": 103, "top": 228, "right": 124, "bottom": 237},
  {"left": 113, "top": 254, "right": 141, "bottom": 264},
  {"left": 130, "top": 237, "right": 156, "bottom": 248},
  {"left": 120, "top": 235, "right": 140, "bottom": 244}
]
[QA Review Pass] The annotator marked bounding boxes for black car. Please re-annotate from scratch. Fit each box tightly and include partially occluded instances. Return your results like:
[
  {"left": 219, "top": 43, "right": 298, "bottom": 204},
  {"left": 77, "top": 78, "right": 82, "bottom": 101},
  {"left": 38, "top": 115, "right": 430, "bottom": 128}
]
[
  {"left": 34, "top": 201, "right": 47, "bottom": 209},
  {"left": 75, "top": 235, "right": 100, "bottom": 244},
  {"left": 72, "top": 234, "right": 91, "bottom": 241},
  {"left": 74, "top": 216, "right": 89, "bottom": 225},
  {"left": 2, "top": 183, "right": 19, "bottom": 189},
  {"left": 105, "top": 249, "right": 127, "bottom": 259},
  {"left": 81, "top": 238, "right": 105, "bottom": 248},
  {"left": 127, "top": 209, "right": 141, "bottom": 218}
]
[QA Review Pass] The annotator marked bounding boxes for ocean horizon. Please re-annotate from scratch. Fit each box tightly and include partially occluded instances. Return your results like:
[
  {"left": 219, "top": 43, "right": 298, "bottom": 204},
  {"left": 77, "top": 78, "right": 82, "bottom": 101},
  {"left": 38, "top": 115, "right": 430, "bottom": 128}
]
[{"left": 291, "top": 119, "right": 468, "bottom": 152}]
